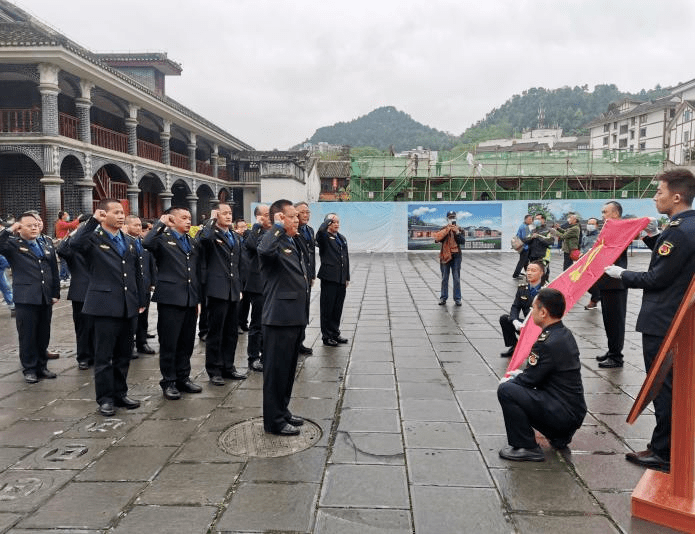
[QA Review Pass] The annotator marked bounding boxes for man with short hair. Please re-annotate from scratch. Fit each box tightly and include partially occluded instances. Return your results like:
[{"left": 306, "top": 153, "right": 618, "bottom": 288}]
[
  {"left": 295, "top": 201, "right": 315, "bottom": 355},
  {"left": 552, "top": 212, "right": 581, "bottom": 270},
  {"left": 595, "top": 201, "right": 628, "bottom": 368},
  {"left": 143, "top": 207, "right": 203, "bottom": 400},
  {"left": 235, "top": 219, "right": 251, "bottom": 332},
  {"left": 605, "top": 168, "right": 695, "bottom": 473},
  {"left": 499, "top": 261, "right": 545, "bottom": 357},
  {"left": 497, "top": 288, "right": 586, "bottom": 462},
  {"left": 0, "top": 212, "right": 60, "bottom": 383},
  {"left": 124, "top": 215, "right": 155, "bottom": 357},
  {"left": 582, "top": 218, "right": 601, "bottom": 309},
  {"left": 434, "top": 210, "right": 465, "bottom": 306},
  {"left": 317, "top": 213, "right": 350, "bottom": 345},
  {"left": 512, "top": 214, "right": 533, "bottom": 279},
  {"left": 258, "top": 199, "right": 310, "bottom": 436},
  {"left": 524, "top": 214, "right": 554, "bottom": 282},
  {"left": 70, "top": 199, "right": 146, "bottom": 415},
  {"left": 197, "top": 203, "right": 246, "bottom": 385}
]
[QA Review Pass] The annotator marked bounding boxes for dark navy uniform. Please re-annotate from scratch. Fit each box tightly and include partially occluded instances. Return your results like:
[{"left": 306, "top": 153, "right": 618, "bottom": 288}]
[
  {"left": 621, "top": 209, "right": 695, "bottom": 460},
  {"left": 258, "top": 225, "right": 309, "bottom": 433},
  {"left": 497, "top": 321, "right": 587, "bottom": 449},
  {"left": 0, "top": 227, "right": 59, "bottom": 377},
  {"left": 296, "top": 222, "right": 316, "bottom": 348},
  {"left": 597, "top": 248, "right": 628, "bottom": 363},
  {"left": 243, "top": 222, "right": 266, "bottom": 366},
  {"left": 143, "top": 221, "right": 201, "bottom": 391},
  {"left": 316, "top": 220, "right": 349, "bottom": 343},
  {"left": 499, "top": 282, "right": 541, "bottom": 349},
  {"left": 57, "top": 233, "right": 94, "bottom": 368},
  {"left": 197, "top": 220, "right": 244, "bottom": 378},
  {"left": 237, "top": 228, "right": 252, "bottom": 330},
  {"left": 70, "top": 217, "right": 145, "bottom": 405},
  {"left": 133, "top": 237, "right": 156, "bottom": 351}
]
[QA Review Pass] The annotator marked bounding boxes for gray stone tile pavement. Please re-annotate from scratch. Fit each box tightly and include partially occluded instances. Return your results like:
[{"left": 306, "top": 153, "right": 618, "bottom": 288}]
[{"left": 0, "top": 250, "right": 684, "bottom": 532}]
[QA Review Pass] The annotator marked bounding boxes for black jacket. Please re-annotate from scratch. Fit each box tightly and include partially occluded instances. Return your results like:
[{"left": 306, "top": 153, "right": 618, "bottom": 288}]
[
  {"left": 197, "top": 220, "right": 244, "bottom": 302},
  {"left": 316, "top": 221, "right": 350, "bottom": 284},
  {"left": 57, "top": 233, "right": 90, "bottom": 303},
  {"left": 296, "top": 223, "right": 316, "bottom": 279},
  {"left": 243, "top": 222, "right": 266, "bottom": 294}
]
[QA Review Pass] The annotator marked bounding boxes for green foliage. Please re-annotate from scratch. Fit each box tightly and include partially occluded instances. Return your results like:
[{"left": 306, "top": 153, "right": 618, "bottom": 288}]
[{"left": 350, "top": 146, "right": 388, "bottom": 158}]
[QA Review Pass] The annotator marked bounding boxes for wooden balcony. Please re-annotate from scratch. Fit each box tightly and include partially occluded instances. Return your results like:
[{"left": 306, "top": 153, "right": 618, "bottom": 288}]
[
  {"left": 0, "top": 108, "right": 40, "bottom": 133},
  {"left": 137, "top": 139, "right": 162, "bottom": 163},
  {"left": 59, "top": 113, "right": 79, "bottom": 139},
  {"left": 218, "top": 168, "right": 229, "bottom": 181},
  {"left": 91, "top": 123, "right": 128, "bottom": 154},
  {"left": 170, "top": 151, "right": 189, "bottom": 171},
  {"left": 196, "top": 160, "right": 212, "bottom": 176}
]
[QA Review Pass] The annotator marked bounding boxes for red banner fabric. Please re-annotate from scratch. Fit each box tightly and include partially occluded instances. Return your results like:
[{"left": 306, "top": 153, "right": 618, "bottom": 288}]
[{"left": 505, "top": 217, "right": 650, "bottom": 376}]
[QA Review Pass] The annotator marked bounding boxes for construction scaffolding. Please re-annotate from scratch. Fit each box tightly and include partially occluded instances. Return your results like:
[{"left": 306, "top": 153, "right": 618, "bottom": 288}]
[{"left": 348, "top": 150, "right": 666, "bottom": 202}]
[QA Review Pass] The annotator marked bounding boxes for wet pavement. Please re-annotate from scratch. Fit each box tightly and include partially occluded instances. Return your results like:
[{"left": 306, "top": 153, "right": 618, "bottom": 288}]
[{"left": 0, "top": 251, "right": 683, "bottom": 533}]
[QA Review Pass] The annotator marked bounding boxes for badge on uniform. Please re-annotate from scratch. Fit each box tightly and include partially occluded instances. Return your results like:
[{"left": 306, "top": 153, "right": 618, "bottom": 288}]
[
  {"left": 658, "top": 241, "right": 674, "bottom": 256},
  {"left": 167, "top": 241, "right": 177, "bottom": 246},
  {"left": 521, "top": 295, "right": 527, "bottom": 300},
  {"left": 282, "top": 248, "right": 292, "bottom": 255},
  {"left": 274, "top": 230, "right": 280, "bottom": 237},
  {"left": 669, "top": 219, "right": 681, "bottom": 227},
  {"left": 216, "top": 239, "right": 223, "bottom": 244},
  {"left": 99, "top": 244, "right": 110, "bottom": 250},
  {"left": 528, "top": 352, "right": 539, "bottom": 366},
  {"left": 19, "top": 246, "right": 29, "bottom": 252},
  {"left": 537, "top": 331, "right": 549, "bottom": 342}
]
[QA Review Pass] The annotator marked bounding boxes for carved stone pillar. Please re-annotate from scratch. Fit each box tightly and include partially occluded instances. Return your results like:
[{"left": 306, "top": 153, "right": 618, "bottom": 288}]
[
  {"left": 126, "top": 104, "right": 139, "bottom": 157},
  {"left": 188, "top": 133, "right": 197, "bottom": 173},
  {"left": 40, "top": 176, "right": 64, "bottom": 234},
  {"left": 159, "top": 191, "right": 173, "bottom": 212},
  {"left": 212, "top": 144, "right": 219, "bottom": 178},
  {"left": 160, "top": 120, "right": 171, "bottom": 165},
  {"left": 38, "top": 63, "right": 60, "bottom": 137},
  {"left": 186, "top": 194, "right": 198, "bottom": 224},
  {"left": 127, "top": 185, "right": 140, "bottom": 216},
  {"left": 75, "top": 80, "right": 94, "bottom": 144},
  {"left": 75, "top": 179, "right": 95, "bottom": 215}
]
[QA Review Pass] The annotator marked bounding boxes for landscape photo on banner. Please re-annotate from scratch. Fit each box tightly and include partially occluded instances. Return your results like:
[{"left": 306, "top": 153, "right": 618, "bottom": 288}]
[{"left": 407, "top": 203, "right": 502, "bottom": 251}]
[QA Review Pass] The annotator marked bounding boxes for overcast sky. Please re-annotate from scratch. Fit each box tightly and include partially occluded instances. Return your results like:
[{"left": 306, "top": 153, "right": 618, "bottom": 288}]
[{"left": 13, "top": 0, "right": 695, "bottom": 150}]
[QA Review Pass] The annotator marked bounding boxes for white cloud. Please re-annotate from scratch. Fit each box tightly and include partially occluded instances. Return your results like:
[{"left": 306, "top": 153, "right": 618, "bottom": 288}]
[
  {"left": 410, "top": 206, "right": 437, "bottom": 217},
  {"left": 456, "top": 211, "right": 473, "bottom": 219}
]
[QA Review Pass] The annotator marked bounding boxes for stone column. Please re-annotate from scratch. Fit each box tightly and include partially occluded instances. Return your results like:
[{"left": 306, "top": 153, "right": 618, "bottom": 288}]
[
  {"left": 38, "top": 63, "right": 60, "bottom": 137},
  {"left": 75, "top": 79, "right": 94, "bottom": 144},
  {"left": 212, "top": 144, "right": 219, "bottom": 178},
  {"left": 127, "top": 185, "right": 140, "bottom": 216},
  {"left": 126, "top": 104, "right": 139, "bottom": 157},
  {"left": 159, "top": 191, "right": 173, "bottom": 212},
  {"left": 160, "top": 120, "right": 171, "bottom": 165},
  {"left": 75, "top": 179, "right": 95, "bottom": 215},
  {"left": 40, "top": 176, "right": 64, "bottom": 234},
  {"left": 188, "top": 133, "right": 197, "bottom": 173},
  {"left": 186, "top": 194, "right": 199, "bottom": 224}
]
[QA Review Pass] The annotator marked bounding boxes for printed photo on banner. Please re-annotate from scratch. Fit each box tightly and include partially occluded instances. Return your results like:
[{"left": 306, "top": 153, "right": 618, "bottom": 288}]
[{"left": 407, "top": 203, "right": 502, "bottom": 251}]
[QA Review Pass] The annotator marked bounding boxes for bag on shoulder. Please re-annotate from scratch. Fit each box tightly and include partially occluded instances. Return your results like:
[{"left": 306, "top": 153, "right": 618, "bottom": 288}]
[{"left": 511, "top": 235, "right": 524, "bottom": 253}]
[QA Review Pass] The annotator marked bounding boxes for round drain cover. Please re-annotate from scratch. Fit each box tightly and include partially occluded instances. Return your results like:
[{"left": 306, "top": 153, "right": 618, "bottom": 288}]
[{"left": 218, "top": 417, "right": 322, "bottom": 458}]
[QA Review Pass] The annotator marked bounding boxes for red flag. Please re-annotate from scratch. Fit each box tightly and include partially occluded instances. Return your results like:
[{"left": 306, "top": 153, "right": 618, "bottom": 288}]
[{"left": 505, "top": 217, "right": 650, "bottom": 377}]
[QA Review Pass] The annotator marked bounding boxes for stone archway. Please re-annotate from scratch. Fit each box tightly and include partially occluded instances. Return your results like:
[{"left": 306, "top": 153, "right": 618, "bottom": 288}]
[
  {"left": 92, "top": 163, "right": 130, "bottom": 213},
  {"left": 59, "top": 154, "right": 87, "bottom": 217},
  {"left": 139, "top": 173, "right": 165, "bottom": 220},
  {"left": 0, "top": 152, "right": 43, "bottom": 221},
  {"left": 196, "top": 184, "right": 214, "bottom": 223}
]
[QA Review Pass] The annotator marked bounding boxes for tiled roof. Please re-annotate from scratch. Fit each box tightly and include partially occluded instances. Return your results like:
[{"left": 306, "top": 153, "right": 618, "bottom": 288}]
[
  {"left": 584, "top": 97, "right": 677, "bottom": 128},
  {"left": 317, "top": 161, "right": 350, "bottom": 178}
]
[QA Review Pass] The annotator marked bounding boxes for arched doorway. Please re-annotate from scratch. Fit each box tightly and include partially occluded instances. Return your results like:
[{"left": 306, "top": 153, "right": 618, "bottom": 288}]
[
  {"left": 196, "top": 184, "right": 214, "bottom": 223},
  {"left": 0, "top": 152, "right": 43, "bottom": 220},
  {"left": 139, "top": 173, "right": 164, "bottom": 220},
  {"left": 59, "top": 155, "right": 85, "bottom": 218},
  {"left": 171, "top": 180, "right": 190, "bottom": 209},
  {"left": 92, "top": 164, "right": 129, "bottom": 212}
]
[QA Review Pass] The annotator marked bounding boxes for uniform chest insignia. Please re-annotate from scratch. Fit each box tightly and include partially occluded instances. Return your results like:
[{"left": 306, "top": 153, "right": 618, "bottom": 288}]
[
  {"left": 216, "top": 239, "right": 223, "bottom": 244},
  {"left": 167, "top": 241, "right": 177, "bottom": 246},
  {"left": 528, "top": 352, "right": 539, "bottom": 366},
  {"left": 520, "top": 295, "right": 528, "bottom": 300},
  {"left": 538, "top": 331, "right": 549, "bottom": 342},
  {"left": 274, "top": 230, "right": 280, "bottom": 237},
  {"left": 19, "top": 246, "right": 29, "bottom": 252},
  {"left": 658, "top": 241, "right": 674, "bottom": 256},
  {"left": 329, "top": 236, "right": 335, "bottom": 240},
  {"left": 98, "top": 230, "right": 104, "bottom": 236},
  {"left": 99, "top": 244, "right": 111, "bottom": 250},
  {"left": 282, "top": 248, "right": 293, "bottom": 255},
  {"left": 669, "top": 219, "right": 681, "bottom": 227}
]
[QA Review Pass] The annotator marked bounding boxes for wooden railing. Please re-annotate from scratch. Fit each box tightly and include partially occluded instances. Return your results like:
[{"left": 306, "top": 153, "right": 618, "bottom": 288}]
[
  {"left": 170, "top": 151, "right": 189, "bottom": 170},
  {"left": 196, "top": 160, "right": 212, "bottom": 176},
  {"left": 59, "top": 113, "right": 79, "bottom": 139},
  {"left": 90, "top": 123, "right": 128, "bottom": 154},
  {"left": 137, "top": 139, "right": 162, "bottom": 163},
  {"left": 218, "top": 168, "right": 230, "bottom": 181},
  {"left": 0, "top": 108, "right": 40, "bottom": 133}
]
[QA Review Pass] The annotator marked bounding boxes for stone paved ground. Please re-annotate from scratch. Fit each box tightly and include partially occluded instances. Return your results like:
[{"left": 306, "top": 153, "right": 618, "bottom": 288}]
[{"left": 0, "top": 251, "right": 683, "bottom": 533}]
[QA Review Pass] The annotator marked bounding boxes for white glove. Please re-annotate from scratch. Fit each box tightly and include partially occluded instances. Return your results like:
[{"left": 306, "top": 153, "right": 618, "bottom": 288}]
[
  {"left": 604, "top": 265, "right": 625, "bottom": 279},
  {"left": 512, "top": 319, "right": 523, "bottom": 332}
]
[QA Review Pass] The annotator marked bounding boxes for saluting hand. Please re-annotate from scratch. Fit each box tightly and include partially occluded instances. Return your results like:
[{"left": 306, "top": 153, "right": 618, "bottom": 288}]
[
  {"left": 159, "top": 214, "right": 174, "bottom": 227},
  {"left": 8, "top": 222, "right": 21, "bottom": 233},
  {"left": 274, "top": 212, "right": 284, "bottom": 224},
  {"left": 210, "top": 209, "right": 219, "bottom": 220},
  {"left": 93, "top": 209, "right": 107, "bottom": 223}
]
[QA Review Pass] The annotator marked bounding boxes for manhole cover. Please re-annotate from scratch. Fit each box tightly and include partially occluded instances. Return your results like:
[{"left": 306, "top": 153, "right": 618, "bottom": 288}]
[{"left": 218, "top": 417, "right": 322, "bottom": 458}]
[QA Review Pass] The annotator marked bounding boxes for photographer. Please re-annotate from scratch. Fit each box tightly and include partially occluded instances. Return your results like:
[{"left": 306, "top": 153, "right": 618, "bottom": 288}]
[{"left": 434, "top": 210, "right": 465, "bottom": 306}]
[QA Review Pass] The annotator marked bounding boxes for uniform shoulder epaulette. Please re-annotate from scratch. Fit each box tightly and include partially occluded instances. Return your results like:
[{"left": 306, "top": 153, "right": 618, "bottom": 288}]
[
  {"left": 537, "top": 330, "right": 550, "bottom": 342},
  {"left": 669, "top": 219, "right": 681, "bottom": 227}
]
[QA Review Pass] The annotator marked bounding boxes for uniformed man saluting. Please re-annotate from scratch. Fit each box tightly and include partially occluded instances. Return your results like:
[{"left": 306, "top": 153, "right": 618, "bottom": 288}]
[{"left": 497, "top": 288, "right": 587, "bottom": 462}]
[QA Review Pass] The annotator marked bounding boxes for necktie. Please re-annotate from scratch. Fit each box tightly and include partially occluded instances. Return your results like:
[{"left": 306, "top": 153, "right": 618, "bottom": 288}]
[
  {"left": 29, "top": 242, "right": 43, "bottom": 257},
  {"left": 334, "top": 234, "right": 343, "bottom": 247},
  {"left": 113, "top": 233, "right": 126, "bottom": 256},
  {"left": 225, "top": 231, "right": 235, "bottom": 248},
  {"left": 302, "top": 226, "right": 311, "bottom": 242},
  {"left": 179, "top": 235, "right": 191, "bottom": 254},
  {"left": 135, "top": 238, "right": 143, "bottom": 255}
]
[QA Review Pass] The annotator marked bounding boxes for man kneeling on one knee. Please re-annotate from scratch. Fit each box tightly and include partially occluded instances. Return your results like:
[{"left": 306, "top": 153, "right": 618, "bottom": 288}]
[
  {"left": 499, "top": 260, "right": 546, "bottom": 358},
  {"left": 497, "top": 288, "right": 586, "bottom": 462}
]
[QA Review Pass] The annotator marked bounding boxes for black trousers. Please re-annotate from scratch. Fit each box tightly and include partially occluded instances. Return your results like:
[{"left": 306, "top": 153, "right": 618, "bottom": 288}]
[
  {"left": 198, "top": 284, "right": 208, "bottom": 337},
  {"left": 246, "top": 291, "right": 264, "bottom": 362},
  {"left": 587, "top": 283, "right": 601, "bottom": 303},
  {"left": 498, "top": 380, "right": 583, "bottom": 449},
  {"left": 512, "top": 249, "right": 529, "bottom": 278},
  {"left": 15, "top": 302, "right": 51, "bottom": 374},
  {"left": 643, "top": 333, "right": 671, "bottom": 459},
  {"left": 320, "top": 280, "right": 346, "bottom": 341},
  {"left": 205, "top": 297, "right": 239, "bottom": 377},
  {"left": 300, "top": 284, "right": 312, "bottom": 346},
  {"left": 91, "top": 315, "right": 133, "bottom": 404},
  {"left": 135, "top": 298, "right": 151, "bottom": 348},
  {"left": 157, "top": 303, "right": 197, "bottom": 388},
  {"left": 71, "top": 300, "right": 94, "bottom": 365},
  {"left": 601, "top": 288, "right": 627, "bottom": 359},
  {"left": 262, "top": 324, "right": 302, "bottom": 432},
  {"left": 499, "top": 314, "right": 519, "bottom": 348},
  {"left": 238, "top": 292, "right": 251, "bottom": 328}
]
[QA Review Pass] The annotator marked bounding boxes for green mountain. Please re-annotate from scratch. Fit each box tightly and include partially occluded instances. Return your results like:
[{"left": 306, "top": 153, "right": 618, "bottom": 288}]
[{"left": 300, "top": 106, "right": 456, "bottom": 152}]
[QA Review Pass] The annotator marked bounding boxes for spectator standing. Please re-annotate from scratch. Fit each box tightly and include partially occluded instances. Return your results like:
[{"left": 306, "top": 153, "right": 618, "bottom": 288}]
[
  {"left": 581, "top": 218, "right": 601, "bottom": 310},
  {"left": 317, "top": 213, "right": 350, "bottom": 345},
  {"left": 512, "top": 214, "right": 533, "bottom": 279},
  {"left": 434, "top": 210, "right": 465, "bottom": 306}
]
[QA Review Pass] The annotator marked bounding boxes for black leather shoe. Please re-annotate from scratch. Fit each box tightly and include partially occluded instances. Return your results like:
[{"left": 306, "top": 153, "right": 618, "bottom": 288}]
[
  {"left": 178, "top": 379, "right": 202, "bottom": 393},
  {"left": 130, "top": 353, "right": 139, "bottom": 360},
  {"left": 239, "top": 324, "right": 249, "bottom": 332},
  {"left": 198, "top": 333, "right": 207, "bottom": 342},
  {"left": 114, "top": 396, "right": 140, "bottom": 409},
  {"left": 222, "top": 369, "right": 247, "bottom": 380},
  {"left": 299, "top": 345, "right": 313, "bottom": 355},
  {"left": 38, "top": 368, "right": 56, "bottom": 379},
  {"left": 438, "top": 298, "right": 446, "bottom": 305},
  {"left": 549, "top": 437, "right": 572, "bottom": 449},
  {"left": 78, "top": 361, "right": 90, "bottom": 370},
  {"left": 24, "top": 372, "right": 38, "bottom": 384},
  {"left": 287, "top": 415, "right": 304, "bottom": 426},
  {"left": 595, "top": 353, "right": 610, "bottom": 362},
  {"left": 335, "top": 336, "right": 348, "bottom": 344},
  {"left": 248, "top": 359, "right": 263, "bottom": 372},
  {"left": 98, "top": 402, "right": 115, "bottom": 416},
  {"left": 137, "top": 344, "right": 155, "bottom": 355},
  {"left": 598, "top": 357, "right": 623, "bottom": 368},
  {"left": 626, "top": 449, "right": 670, "bottom": 472},
  {"left": 46, "top": 351, "right": 59, "bottom": 360},
  {"left": 455, "top": 300, "right": 462, "bottom": 306},
  {"left": 163, "top": 386, "right": 181, "bottom": 400},
  {"left": 498, "top": 445, "right": 545, "bottom": 462},
  {"left": 500, "top": 347, "right": 515, "bottom": 358},
  {"left": 323, "top": 338, "right": 338, "bottom": 347},
  {"left": 269, "top": 423, "right": 300, "bottom": 436},
  {"left": 146, "top": 333, "right": 155, "bottom": 339},
  {"left": 209, "top": 375, "right": 225, "bottom": 386}
]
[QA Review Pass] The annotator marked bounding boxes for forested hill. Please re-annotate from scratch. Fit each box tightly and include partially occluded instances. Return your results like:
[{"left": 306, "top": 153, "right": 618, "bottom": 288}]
[
  {"left": 298, "top": 84, "right": 672, "bottom": 152},
  {"left": 300, "top": 106, "right": 456, "bottom": 151}
]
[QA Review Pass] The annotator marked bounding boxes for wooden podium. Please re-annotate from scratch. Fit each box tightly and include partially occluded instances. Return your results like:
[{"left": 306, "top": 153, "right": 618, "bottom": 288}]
[{"left": 628, "top": 275, "right": 695, "bottom": 531}]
